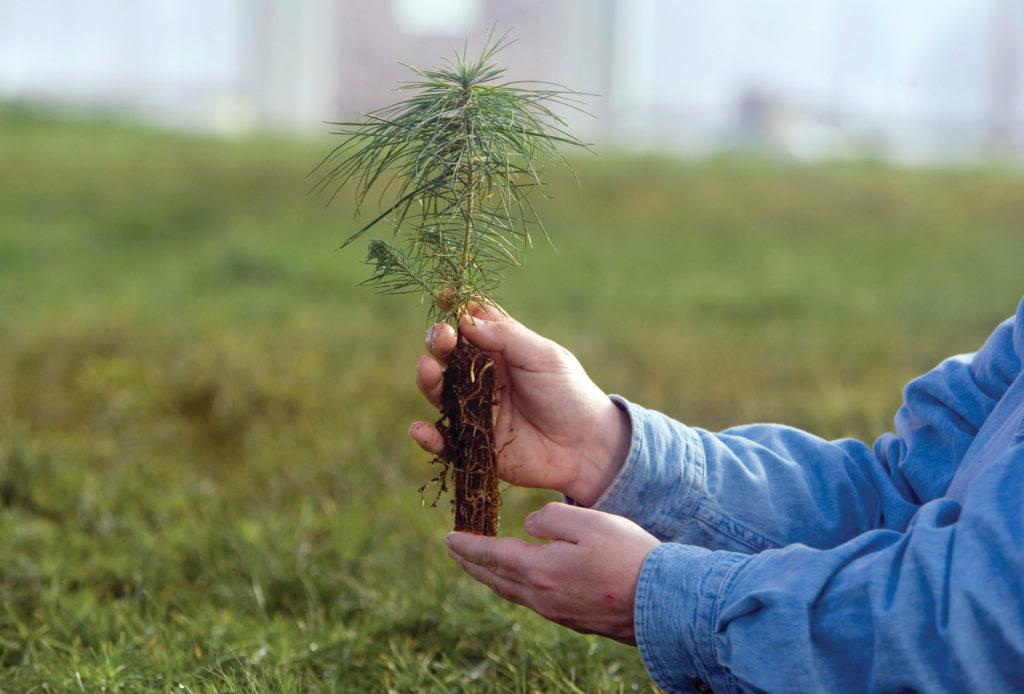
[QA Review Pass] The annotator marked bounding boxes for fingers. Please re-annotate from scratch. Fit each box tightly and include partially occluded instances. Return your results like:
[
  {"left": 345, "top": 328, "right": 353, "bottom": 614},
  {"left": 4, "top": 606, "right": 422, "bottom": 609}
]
[
  {"left": 458, "top": 315, "right": 557, "bottom": 369},
  {"left": 411, "top": 354, "right": 445, "bottom": 453},
  {"left": 408, "top": 421, "right": 443, "bottom": 454},
  {"left": 423, "top": 304, "right": 503, "bottom": 361},
  {"left": 466, "top": 300, "right": 507, "bottom": 322},
  {"left": 446, "top": 533, "right": 534, "bottom": 582},
  {"left": 524, "top": 502, "right": 597, "bottom": 544},
  {"left": 416, "top": 354, "right": 444, "bottom": 408},
  {"left": 446, "top": 545, "right": 529, "bottom": 605},
  {"left": 425, "top": 323, "right": 457, "bottom": 360}
]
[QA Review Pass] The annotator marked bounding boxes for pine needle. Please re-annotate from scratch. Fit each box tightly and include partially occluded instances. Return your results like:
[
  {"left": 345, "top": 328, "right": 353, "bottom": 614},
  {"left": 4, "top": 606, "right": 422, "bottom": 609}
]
[{"left": 313, "top": 27, "right": 593, "bottom": 325}]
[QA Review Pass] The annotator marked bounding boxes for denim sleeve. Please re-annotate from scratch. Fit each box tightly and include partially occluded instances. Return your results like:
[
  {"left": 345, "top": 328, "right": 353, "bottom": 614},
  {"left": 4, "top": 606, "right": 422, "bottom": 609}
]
[
  {"left": 634, "top": 443, "right": 1024, "bottom": 693},
  {"left": 593, "top": 301, "right": 1022, "bottom": 552}
]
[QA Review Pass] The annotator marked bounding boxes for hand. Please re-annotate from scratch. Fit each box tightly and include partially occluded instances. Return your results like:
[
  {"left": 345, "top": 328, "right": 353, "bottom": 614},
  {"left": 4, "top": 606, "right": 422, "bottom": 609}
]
[
  {"left": 409, "top": 303, "right": 630, "bottom": 506},
  {"left": 445, "top": 502, "right": 660, "bottom": 644}
]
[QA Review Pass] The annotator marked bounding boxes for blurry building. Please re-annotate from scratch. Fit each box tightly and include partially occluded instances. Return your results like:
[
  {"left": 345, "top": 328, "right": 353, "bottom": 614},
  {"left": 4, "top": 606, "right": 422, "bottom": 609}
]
[
  {"left": 611, "top": 0, "right": 1024, "bottom": 162},
  {"left": 0, "top": 0, "right": 614, "bottom": 139},
  {"left": 0, "top": 0, "right": 1021, "bottom": 163}
]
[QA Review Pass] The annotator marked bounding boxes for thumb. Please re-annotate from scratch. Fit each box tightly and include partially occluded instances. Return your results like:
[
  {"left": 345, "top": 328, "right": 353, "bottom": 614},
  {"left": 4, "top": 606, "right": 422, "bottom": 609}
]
[
  {"left": 458, "top": 314, "right": 556, "bottom": 369},
  {"left": 524, "top": 502, "right": 595, "bottom": 543}
]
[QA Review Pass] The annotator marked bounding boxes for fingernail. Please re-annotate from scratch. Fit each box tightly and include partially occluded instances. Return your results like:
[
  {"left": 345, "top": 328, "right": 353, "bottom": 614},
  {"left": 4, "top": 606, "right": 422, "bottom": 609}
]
[
  {"left": 426, "top": 325, "right": 437, "bottom": 349},
  {"left": 524, "top": 512, "right": 537, "bottom": 527},
  {"left": 444, "top": 532, "right": 455, "bottom": 547}
]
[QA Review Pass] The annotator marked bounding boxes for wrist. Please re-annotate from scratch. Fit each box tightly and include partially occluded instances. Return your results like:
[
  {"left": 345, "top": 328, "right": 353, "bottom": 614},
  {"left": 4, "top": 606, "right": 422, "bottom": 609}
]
[{"left": 568, "top": 396, "right": 631, "bottom": 506}]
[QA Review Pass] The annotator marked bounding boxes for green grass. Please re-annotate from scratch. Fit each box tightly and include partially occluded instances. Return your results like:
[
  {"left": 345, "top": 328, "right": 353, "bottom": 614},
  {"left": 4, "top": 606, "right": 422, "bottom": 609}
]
[{"left": 1, "top": 106, "right": 1022, "bottom": 691}]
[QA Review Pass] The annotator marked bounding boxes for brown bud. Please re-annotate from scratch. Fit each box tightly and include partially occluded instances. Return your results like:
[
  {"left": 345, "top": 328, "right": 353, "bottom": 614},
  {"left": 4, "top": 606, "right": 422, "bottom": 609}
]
[{"left": 435, "top": 286, "right": 457, "bottom": 311}]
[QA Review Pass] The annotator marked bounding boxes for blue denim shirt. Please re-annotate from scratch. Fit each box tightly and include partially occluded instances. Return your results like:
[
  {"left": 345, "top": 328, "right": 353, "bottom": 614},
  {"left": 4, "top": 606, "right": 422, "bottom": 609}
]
[{"left": 594, "top": 297, "right": 1024, "bottom": 692}]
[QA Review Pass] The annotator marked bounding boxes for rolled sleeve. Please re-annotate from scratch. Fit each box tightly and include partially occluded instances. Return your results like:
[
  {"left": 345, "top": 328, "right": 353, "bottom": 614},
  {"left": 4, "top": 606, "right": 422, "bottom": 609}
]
[
  {"left": 589, "top": 395, "right": 706, "bottom": 540},
  {"left": 635, "top": 543, "right": 749, "bottom": 693}
]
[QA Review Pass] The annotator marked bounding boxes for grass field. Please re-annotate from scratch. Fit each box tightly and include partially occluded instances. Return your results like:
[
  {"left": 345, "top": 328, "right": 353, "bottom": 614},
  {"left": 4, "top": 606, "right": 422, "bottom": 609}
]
[{"left": 1, "top": 106, "right": 1022, "bottom": 692}]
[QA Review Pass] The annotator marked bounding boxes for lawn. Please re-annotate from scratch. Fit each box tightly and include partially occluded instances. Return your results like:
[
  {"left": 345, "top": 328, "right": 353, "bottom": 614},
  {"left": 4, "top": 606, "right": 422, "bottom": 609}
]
[{"left": 0, "top": 107, "right": 1022, "bottom": 691}]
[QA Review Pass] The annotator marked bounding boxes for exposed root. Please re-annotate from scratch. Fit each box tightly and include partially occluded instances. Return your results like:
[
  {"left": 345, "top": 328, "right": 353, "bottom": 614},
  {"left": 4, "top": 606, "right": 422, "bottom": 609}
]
[{"left": 421, "top": 330, "right": 500, "bottom": 536}]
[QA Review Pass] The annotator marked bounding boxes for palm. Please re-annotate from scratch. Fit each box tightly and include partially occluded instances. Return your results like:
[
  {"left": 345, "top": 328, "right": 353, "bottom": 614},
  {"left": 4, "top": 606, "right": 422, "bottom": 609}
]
[
  {"left": 412, "top": 312, "right": 624, "bottom": 506},
  {"left": 491, "top": 357, "right": 605, "bottom": 493}
]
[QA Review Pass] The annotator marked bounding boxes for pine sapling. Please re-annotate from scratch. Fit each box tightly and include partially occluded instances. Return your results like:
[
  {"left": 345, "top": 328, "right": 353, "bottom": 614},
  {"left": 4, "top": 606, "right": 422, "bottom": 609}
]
[{"left": 314, "top": 30, "right": 590, "bottom": 535}]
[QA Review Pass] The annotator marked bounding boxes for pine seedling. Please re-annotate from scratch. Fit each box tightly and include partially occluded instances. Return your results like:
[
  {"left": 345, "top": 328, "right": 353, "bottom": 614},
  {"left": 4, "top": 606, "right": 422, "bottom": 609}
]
[{"left": 314, "top": 29, "right": 591, "bottom": 535}]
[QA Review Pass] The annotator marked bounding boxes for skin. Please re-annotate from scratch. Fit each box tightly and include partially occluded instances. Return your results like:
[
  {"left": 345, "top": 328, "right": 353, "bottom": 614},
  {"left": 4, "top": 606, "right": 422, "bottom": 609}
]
[{"left": 409, "top": 303, "right": 661, "bottom": 643}]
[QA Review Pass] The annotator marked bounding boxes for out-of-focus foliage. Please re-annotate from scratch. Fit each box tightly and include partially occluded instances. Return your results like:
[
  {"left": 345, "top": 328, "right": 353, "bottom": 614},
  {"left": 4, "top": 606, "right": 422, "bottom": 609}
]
[{"left": 1, "top": 106, "right": 1022, "bottom": 690}]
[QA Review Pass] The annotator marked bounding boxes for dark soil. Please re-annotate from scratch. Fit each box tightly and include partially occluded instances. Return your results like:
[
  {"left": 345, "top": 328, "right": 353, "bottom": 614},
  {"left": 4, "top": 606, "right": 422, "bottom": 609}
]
[{"left": 433, "top": 331, "right": 500, "bottom": 536}]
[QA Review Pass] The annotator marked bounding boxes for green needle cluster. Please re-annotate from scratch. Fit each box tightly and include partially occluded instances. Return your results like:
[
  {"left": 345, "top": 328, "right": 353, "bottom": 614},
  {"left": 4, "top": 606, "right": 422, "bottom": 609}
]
[{"left": 313, "top": 29, "right": 592, "bottom": 325}]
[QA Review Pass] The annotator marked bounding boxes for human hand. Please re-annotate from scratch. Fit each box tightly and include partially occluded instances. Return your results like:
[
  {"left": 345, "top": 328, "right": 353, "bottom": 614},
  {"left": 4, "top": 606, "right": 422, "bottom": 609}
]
[
  {"left": 409, "top": 303, "right": 630, "bottom": 507},
  {"left": 445, "top": 502, "right": 660, "bottom": 643}
]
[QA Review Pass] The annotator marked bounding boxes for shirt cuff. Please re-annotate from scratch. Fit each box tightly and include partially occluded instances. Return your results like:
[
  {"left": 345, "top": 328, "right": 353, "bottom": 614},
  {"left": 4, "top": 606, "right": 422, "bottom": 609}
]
[
  {"left": 588, "top": 395, "right": 706, "bottom": 540},
  {"left": 635, "top": 543, "right": 749, "bottom": 693}
]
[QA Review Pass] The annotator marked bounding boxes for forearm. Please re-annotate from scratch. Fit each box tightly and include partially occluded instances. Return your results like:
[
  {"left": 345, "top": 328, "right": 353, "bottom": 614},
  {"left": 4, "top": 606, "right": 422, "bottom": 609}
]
[
  {"left": 591, "top": 396, "right": 918, "bottom": 552},
  {"left": 593, "top": 306, "right": 1022, "bottom": 551},
  {"left": 634, "top": 456, "right": 1024, "bottom": 693}
]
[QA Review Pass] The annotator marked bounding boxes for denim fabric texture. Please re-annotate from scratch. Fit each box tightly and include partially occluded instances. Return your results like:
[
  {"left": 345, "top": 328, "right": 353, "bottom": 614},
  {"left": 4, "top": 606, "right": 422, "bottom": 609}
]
[{"left": 594, "top": 296, "right": 1024, "bottom": 693}]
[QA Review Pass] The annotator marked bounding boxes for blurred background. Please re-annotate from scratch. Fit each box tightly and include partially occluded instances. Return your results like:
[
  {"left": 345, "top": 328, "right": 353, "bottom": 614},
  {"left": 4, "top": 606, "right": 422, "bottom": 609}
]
[
  {"left": 3, "top": 0, "right": 1024, "bottom": 162},
  {"left": 0, "top": 1, "right": 1022, "bottom": 691}
]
